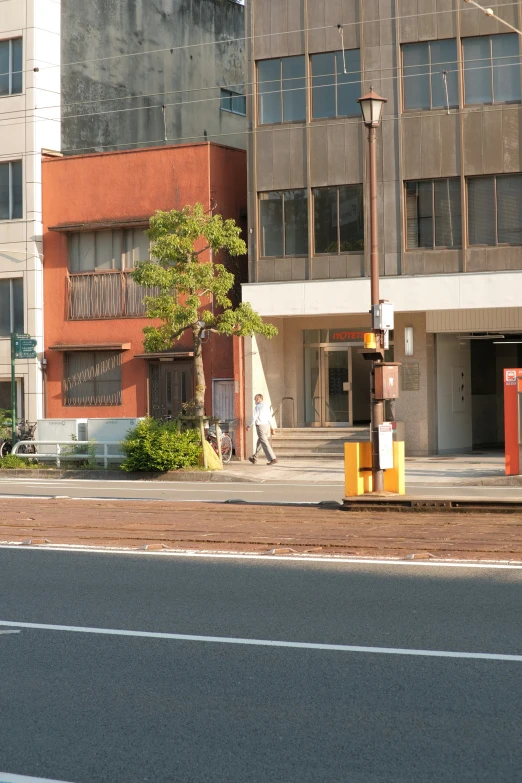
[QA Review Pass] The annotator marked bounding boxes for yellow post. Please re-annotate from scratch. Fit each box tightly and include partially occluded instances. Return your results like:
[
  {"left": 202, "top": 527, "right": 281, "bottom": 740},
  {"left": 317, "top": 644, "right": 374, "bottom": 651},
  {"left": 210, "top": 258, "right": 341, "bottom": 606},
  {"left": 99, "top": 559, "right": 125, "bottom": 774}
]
[
  {"left": 345, "top": 440, "right": 405, "bottom": 496},
  {"left": 384, "top": 441, "right": 406, "bottom": 495}
]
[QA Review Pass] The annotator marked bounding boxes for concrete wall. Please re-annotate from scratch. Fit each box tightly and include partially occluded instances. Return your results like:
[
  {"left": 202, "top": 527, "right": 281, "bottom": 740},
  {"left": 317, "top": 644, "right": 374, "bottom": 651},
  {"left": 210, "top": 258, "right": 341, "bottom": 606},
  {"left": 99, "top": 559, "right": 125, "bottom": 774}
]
[
  {"left": 0, "top": 0, "right": 61, "bottom": 422},
  {"left": 61, "top": 0, "right": 246, "bottom": 153}
]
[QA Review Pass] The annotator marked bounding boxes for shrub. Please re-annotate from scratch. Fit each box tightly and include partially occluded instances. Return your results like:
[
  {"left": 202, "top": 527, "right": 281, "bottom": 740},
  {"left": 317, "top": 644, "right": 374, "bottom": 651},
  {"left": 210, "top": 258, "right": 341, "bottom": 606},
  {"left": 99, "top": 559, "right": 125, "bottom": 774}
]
[
  {"left": 121, "top": 417, "right": 202, "bottom": 472},
  {"left": 0, "top": 454, "right": 36, "bottom": 469}
]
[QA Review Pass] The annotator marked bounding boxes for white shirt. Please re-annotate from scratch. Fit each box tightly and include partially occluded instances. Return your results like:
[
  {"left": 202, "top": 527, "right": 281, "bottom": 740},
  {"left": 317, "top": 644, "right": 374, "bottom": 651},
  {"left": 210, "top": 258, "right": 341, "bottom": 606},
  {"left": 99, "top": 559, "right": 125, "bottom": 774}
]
[{"left": 248, "top": 401, "right": 274, "bottom": 428}]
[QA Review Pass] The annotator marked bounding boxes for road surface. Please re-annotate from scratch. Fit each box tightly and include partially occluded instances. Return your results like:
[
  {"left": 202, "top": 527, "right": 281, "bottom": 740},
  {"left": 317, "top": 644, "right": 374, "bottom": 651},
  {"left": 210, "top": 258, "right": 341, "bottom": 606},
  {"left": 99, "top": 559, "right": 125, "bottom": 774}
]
[
  {"left": 0, "top": 476, "right": 521, "bottom": 503},
  {"left": 0, "top": 548, "right": 521, "bottom": 782}
]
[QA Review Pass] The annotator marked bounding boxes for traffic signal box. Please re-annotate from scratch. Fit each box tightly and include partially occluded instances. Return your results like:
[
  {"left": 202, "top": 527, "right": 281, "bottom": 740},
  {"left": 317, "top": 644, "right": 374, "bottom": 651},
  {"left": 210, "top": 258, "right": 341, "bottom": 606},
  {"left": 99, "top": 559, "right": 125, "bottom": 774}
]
[{"left": 504, "top": 368, "right": 522, "bottom": 476}]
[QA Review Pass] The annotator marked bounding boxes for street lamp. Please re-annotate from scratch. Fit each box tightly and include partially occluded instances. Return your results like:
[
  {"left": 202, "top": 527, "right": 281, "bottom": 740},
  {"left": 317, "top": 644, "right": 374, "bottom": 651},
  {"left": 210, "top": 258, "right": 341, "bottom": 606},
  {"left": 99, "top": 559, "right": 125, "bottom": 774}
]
[{"left": 358, "top": 88, "right": 387, "bottom": 493}]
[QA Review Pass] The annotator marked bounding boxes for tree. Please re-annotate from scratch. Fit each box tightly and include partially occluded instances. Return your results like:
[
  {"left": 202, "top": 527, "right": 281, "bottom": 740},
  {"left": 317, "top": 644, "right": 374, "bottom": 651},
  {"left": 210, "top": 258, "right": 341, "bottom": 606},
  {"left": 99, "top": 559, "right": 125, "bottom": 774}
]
[{"left": 132, "top": 204, "right": 278, "bottom": 417}]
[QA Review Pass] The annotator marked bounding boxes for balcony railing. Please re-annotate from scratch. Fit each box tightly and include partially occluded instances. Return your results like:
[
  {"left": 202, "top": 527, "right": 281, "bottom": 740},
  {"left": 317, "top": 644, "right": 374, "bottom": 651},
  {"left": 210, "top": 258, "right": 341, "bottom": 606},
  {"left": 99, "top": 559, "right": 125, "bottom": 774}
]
[{"left": 67, "top": 272, "right": 160, "bottom": 320}]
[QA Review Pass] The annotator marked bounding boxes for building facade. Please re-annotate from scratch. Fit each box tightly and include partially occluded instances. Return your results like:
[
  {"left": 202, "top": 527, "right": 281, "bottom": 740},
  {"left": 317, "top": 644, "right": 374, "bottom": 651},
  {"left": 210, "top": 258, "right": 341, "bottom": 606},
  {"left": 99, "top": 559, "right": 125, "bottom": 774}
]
[
  {"left": 242, "top": 0, "right": 522, "bottom": 455},
  {"left": 0, "top": 1, "right": 60, "bottom": 423},
  {"left": 42, "top": 143, "right": 247, "bottom": 443}
]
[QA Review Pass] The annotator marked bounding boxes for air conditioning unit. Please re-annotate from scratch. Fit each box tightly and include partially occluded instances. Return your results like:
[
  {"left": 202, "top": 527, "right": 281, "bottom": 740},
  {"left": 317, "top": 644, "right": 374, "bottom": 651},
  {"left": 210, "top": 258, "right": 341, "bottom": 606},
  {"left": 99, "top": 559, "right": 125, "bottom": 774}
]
[
  {"left": 86, "top": 418, "right": 142, "bottom": 455},
  {"left": 37, "top": 419, "right": 88, "bottom": 453}
]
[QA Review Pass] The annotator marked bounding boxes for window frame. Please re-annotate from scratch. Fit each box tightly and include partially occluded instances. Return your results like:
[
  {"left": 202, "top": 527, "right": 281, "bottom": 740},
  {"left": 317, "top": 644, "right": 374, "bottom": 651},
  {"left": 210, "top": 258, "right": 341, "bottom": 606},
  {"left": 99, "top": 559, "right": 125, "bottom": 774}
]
[
  {"left": 0, "top": 277, "right": 23, "bottom": 337},
  {"left": 401, "top": 39, "right": 459, "bottom": 112},
  {"left": 258, "top": 189, "right": 308, "bottom": 258},
  {"left": 312, "top": 184, "right": 365, "bottom": 256},
  {"left": 0, "top": 159, "right": 22, "bottom": 221},
  {"left": 63, "top": 350, "right": 123, "bottom": 407},
  {"left": 220, "top": 88, "right": 246, "bottom": 116},
  {"left": 404, "top": 178, "right": 462, "bottom": 251},
  {"left": 467, "top": 173, "right": 522, "bottom": 247},
  {"left": 310, "top": 49, "right": 362, "bottom": 120},
  {"left": 463, "top": 33, "right": 521, "bottom": 107},
  {"left": 0, "top": 37, "right": 23, "bottom": 97},
  {"left": 256, "top": 55, "right": 306, "bottom": 126},
  {"left": 68, "top": 227, "right": 150, "bottom": 275}
]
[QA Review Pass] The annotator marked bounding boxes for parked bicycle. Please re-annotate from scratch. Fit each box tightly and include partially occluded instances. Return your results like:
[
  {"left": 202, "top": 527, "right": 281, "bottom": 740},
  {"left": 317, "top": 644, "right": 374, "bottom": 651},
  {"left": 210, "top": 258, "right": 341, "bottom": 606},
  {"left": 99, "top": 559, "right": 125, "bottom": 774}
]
[
  {"left": 0, "top": 420, "right": 37, "bottom": 457},
  {"left": 205, "top": 424, "right": 233, "bottom": 464}
]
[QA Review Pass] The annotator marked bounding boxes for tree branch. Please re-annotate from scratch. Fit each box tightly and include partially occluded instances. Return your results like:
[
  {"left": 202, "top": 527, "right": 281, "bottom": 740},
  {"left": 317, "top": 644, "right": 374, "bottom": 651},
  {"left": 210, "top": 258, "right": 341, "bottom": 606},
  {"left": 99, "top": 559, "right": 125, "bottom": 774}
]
[{"left": 194, "top": 246, "right": 211, "bottom": 256}]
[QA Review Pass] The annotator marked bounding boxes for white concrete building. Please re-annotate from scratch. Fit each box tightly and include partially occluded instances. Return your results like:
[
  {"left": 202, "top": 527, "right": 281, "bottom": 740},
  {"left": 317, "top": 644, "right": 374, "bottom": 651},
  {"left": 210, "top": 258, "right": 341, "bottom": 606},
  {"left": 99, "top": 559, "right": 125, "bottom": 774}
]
[{"left": 0, "top": 0, "right": 60, "bottom": 422}]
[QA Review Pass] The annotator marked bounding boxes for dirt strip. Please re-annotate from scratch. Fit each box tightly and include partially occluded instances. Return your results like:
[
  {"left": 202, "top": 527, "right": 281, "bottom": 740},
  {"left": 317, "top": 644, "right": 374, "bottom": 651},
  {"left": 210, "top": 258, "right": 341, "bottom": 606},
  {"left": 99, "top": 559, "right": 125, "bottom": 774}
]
[{"left": 1, "top": 498, "right": 522, "bottom": 560}]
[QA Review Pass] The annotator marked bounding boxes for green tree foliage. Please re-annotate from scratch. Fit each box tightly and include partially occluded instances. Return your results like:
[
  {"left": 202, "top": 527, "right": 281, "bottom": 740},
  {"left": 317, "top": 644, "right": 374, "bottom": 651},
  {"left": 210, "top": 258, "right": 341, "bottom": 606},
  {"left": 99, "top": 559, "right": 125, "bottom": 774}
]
[
  {"left": 121, "top": 418, "right": 202, "bottom": 472},
  {"left": 132, "top": 204, "right": 278, "bottom": 416}
]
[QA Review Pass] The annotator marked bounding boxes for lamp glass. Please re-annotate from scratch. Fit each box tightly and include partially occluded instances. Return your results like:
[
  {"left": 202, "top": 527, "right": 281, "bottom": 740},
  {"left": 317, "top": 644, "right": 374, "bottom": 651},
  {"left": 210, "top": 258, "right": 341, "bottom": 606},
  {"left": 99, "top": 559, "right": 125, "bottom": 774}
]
[
  {"left": 359, "top": 96, "right": 385, "bottom": 127},
  {"left": 404, "top": 326, "right": 414, "bottom": 356}
]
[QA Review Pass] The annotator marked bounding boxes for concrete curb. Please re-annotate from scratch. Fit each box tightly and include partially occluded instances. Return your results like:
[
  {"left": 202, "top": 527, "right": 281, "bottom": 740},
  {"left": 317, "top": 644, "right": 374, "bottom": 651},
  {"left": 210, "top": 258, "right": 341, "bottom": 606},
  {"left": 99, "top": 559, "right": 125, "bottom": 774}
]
[{"left": 0, "top": 468, "right": 255, "bottom": 483}]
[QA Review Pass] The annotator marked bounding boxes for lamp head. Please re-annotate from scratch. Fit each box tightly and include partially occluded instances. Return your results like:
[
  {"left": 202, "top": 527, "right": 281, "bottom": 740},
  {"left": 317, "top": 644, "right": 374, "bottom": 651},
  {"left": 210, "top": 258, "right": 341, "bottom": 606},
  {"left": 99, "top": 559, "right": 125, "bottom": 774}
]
[{"left": 357, "top": 88, "right": 387, "bottom": 128}]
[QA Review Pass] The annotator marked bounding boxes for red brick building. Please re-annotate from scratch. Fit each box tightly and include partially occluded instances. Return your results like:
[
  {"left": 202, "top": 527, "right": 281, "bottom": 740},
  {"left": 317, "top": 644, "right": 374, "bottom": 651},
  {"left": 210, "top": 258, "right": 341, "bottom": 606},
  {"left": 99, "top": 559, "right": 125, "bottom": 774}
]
[{"left": 42, "top": 142, "right": 247, "bottom": 453}]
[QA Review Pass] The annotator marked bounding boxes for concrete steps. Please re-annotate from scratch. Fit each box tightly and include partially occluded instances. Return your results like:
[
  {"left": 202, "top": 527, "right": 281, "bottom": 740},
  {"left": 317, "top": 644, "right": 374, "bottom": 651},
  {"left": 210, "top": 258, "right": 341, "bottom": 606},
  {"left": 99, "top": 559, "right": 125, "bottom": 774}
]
[{"left": 272, "top": 427, "right": 370, "bottom": 458}]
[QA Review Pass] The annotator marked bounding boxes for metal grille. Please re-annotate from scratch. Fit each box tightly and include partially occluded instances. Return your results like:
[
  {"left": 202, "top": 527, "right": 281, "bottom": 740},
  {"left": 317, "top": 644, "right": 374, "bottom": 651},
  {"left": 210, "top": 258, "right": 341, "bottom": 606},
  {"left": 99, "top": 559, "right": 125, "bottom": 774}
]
[
  {"left": 67, "top": 272, "right": 160, "bottom": 319},
  {"left": 149, "top": 364, "right": 161, "bottom": 418}
]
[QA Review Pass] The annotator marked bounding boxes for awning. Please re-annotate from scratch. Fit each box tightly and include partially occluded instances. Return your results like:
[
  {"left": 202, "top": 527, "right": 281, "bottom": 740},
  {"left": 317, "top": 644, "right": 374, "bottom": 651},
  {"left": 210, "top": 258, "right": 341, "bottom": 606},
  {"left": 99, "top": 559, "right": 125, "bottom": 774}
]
[
  {"left": 134, "top": 351, "right": 194, "bottom": 359},
  {"left": 49, "top": 343, "right": 131, "bottom": 351},
  {"left": 48, "top": 216, "right": 150, "bottom": 233}
]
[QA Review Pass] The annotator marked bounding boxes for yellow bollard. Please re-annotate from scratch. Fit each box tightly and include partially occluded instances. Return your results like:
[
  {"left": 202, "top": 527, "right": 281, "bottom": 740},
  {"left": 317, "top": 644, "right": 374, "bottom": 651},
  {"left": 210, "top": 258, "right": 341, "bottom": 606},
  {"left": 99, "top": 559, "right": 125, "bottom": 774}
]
[{"left": 345, "top": 440, "right": 405, "bottom": 496}]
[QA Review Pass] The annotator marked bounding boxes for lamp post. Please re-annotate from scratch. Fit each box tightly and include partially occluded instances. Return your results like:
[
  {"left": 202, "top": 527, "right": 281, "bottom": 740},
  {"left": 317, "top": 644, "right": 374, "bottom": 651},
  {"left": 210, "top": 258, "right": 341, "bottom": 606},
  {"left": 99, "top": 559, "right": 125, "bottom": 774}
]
[{"left": 358, "top": 89, "right": 387, "bottom": 494}]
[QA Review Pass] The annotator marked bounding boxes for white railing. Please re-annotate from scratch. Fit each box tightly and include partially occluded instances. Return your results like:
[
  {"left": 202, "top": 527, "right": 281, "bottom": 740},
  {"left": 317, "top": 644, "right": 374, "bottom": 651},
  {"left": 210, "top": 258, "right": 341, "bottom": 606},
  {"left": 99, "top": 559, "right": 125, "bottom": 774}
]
[{"left": 11, "top": 440, "right": 124, "bottom": 469}]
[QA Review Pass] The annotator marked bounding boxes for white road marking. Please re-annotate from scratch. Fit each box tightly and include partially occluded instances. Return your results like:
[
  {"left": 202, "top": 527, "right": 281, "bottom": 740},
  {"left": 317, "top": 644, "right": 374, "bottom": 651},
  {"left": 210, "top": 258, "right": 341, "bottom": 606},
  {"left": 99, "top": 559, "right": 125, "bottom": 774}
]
[
  {"left": 0, "top": 620, "right": 520, "bottom": 662},
  {"left": 0, "top": 773, "right": 75, "bottom": 783},
  {"left": 0, "top": 630, "right": 19, "bottom": 635},
  {"left": 1, "top": 544, "right": 522, "bottom": 568}
]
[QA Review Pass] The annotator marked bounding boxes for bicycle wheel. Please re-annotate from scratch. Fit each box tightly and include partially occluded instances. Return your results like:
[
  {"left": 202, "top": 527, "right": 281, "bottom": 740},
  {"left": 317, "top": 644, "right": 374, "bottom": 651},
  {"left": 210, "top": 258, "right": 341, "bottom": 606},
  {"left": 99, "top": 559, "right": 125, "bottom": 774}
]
[
  {"left": 220, "top": 434, "right": 233, "bottom": 464},
  {"left": 18, "top": 443, "right": 36, "bottom": 455},
  {"left": 0, "top": 440, "right": 12, "bottom": 457}
]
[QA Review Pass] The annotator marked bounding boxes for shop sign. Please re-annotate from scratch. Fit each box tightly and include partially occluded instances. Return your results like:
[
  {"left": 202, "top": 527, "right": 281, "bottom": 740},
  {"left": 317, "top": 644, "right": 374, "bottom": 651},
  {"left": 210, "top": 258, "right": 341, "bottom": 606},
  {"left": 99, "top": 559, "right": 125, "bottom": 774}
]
[{"left": 330, "top": 329, "right": 367, "bottom": 342}]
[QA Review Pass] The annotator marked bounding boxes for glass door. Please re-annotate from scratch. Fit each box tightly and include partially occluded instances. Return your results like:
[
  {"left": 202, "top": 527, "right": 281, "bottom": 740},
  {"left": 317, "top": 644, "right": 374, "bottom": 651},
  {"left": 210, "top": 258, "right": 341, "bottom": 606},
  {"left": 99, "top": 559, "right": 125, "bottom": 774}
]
[{"left": 323, "top": 348, "right": 352, "bottom": 426}]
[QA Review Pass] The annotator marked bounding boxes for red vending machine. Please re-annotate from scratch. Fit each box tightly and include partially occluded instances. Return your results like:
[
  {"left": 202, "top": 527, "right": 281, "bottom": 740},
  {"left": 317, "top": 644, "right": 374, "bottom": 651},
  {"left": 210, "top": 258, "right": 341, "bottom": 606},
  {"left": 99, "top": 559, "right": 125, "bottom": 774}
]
[{"left": 504, "top": 368, "right": 522, "bottom": 475}]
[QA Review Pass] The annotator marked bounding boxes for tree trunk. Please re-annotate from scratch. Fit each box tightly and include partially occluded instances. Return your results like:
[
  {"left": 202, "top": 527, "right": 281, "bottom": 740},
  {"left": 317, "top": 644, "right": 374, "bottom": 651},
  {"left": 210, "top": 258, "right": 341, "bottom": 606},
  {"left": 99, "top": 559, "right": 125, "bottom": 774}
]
[{"left": 192, "top": 325, "right": 206, "bottom": 417}]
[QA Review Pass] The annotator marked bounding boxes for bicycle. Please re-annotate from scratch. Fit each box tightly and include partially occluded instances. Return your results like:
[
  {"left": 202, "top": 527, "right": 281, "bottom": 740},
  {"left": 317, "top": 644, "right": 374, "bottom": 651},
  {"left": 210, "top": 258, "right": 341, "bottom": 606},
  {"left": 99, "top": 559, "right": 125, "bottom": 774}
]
[
  {"left": 206, "top": 424, "right": 233, "bottom": 464},
  {"left": 0, "top": 420, "right": 37, "bottom": 457}
]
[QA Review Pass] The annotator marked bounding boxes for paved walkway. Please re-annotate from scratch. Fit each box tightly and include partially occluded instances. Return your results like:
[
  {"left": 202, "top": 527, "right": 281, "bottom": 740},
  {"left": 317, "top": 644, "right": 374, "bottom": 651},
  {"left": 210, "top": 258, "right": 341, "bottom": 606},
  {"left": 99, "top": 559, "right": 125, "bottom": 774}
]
[{"left": 225, "top": 451, "right": 508, "bottom": 486}]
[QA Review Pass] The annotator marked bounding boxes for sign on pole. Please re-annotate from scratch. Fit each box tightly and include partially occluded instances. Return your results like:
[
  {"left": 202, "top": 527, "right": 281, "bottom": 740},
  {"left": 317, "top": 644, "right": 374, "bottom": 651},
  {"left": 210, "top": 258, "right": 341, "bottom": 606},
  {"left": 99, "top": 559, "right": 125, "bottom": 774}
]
[
  {"left": 13, "top": 333, "right": 37, "bottom": 360},
  {"left": 378, "top": 423, "right": 394, "bottom": 470}
]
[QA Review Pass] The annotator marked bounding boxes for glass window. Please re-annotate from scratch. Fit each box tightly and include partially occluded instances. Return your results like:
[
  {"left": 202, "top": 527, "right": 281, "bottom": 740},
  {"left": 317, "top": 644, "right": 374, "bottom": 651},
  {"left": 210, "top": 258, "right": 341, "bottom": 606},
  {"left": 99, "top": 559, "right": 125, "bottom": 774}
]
[
  {"left": 69, "top": 228, "right": 148, "bottom": 272},
  {"left": 311, "top": 49, "right": 361, "bottom": 119},
  {"left": 220, "top": 88, "right": 246, "bottom": 116},
  {"left": 468, "top": 174, "right": 522, "bottom": 246},
  {"left": 314, "top": 184, "right": 364, "bottom": 254},
  {"left": 0, "top": 160, "right": 22, "bottom": 220},
  {"left": 64, "top": 351, "right": 122, "bottom": 406},
  {"left": 0, "top": 278, "right": 23, "bottom": 336},
  {"left": 464, "top": 34, "right": 520, "bottom": 105},
  {"left": 258, "top": 57, "right": 305, "bottom": 124},
  {"left": 0, "top": 38, "right": 23, "bottom": 96},
  {"left": 403, "top": 39, "right": 458, "bottom": 110},
  {"left": 405, "top": 179, "right": 461, "bottom": 249},
  {"left": 259, "top": 190, "right": 308, "bottom": 257}
]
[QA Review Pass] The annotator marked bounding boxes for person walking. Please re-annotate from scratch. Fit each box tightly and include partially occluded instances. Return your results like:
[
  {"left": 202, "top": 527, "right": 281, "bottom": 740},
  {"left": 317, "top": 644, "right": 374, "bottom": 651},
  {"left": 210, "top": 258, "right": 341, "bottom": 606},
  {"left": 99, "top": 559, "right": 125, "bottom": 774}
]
[{"left": 246, "top": 393, "right": 277, "bottom": 465}]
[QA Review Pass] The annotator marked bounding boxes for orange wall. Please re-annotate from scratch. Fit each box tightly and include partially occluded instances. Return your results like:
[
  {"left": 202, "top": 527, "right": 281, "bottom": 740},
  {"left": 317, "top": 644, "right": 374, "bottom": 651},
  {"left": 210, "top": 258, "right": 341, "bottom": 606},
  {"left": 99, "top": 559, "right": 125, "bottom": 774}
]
[{"left": 42, "top": 143, "right": 246, "bottom": 419}]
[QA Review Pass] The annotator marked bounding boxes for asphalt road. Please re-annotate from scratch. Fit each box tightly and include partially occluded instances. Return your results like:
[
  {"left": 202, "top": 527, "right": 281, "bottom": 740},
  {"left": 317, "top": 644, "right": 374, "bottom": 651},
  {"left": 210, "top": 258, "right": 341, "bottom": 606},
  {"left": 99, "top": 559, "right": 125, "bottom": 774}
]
[
  {"left": 0, "top": 476, "right": 522, "bottom": 503},
  {"left": 0, "top": 549, "right": 521, "bottom": 782}
]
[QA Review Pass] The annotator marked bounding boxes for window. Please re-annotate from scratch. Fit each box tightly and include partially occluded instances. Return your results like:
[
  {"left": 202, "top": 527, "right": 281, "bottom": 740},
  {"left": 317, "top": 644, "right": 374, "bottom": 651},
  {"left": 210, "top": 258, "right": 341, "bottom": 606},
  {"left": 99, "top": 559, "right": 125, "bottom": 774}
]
[
  {"left": 468, "top": 174, "right": 522, "bottom": 246},
  {"left": 463, "top": 34, "right": 520, "bottom": 105},
  {"left": 259, "top": 190, "right": 308, "bottom": 257},
  {"left": 68, "top": 228, "right": 149, "bottom": 272},
  {"left": 0, "top": 160, "right": 22, "bottom": 220},
  {"left": 311, "top": 49, "right": 361, "bottom": 119},
  {"left": 313, "top": 185, "right": 364, "bottom": 254},
  {"left": 0, "top": 38, "right": 22, "bottom": 96},
  {"left": 0, "top": 278, "right": 23, "bottom": 336},
  {"left": 64, "top": 351, "right": 122, "bottom": 406},
  {"left": 402, "top": 40, "right": 458, "bottom": 110},
  {"left": 257, "top": 56, "right": 306, "bottom": 124},
  {"left": 220, "top": 88, "right": 246, "bottom": 116},
  {"left": 405, "top": 179, "right": 461, "bottom": 249}
]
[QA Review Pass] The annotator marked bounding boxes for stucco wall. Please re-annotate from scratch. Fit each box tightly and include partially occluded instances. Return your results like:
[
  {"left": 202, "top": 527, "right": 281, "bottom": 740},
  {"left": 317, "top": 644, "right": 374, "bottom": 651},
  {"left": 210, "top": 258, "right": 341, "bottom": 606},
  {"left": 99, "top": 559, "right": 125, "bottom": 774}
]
[{"left": 61, "top": 0, "right": 246, "bottom": 153}]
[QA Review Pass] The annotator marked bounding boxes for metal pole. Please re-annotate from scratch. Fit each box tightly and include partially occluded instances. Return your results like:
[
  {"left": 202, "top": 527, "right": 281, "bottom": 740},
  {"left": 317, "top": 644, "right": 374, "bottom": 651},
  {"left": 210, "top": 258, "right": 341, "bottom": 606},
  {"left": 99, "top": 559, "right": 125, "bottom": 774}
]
[
  {"left": 10, "top": 333, "right": 16, "bottom": 449},
  {"left": 368, "top": 126, "right": 384, "bottom": 494}
]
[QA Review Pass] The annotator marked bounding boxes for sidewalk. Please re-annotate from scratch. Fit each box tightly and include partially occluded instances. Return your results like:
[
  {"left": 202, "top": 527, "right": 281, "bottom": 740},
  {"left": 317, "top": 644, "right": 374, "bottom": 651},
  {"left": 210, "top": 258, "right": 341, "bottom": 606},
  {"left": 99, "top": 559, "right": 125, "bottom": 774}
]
[
  {"left": 224, "top": 451, "right": 511, "bottom": 486},
  {"left": 2, "top": 497, "right": 522, "bottom": 560}
]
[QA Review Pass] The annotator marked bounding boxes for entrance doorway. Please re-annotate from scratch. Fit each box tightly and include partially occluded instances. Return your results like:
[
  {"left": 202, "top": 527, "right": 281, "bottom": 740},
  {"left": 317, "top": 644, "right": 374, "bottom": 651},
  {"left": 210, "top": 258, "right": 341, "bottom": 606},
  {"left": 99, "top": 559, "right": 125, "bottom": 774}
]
[
  {"left": 304, "top": 344, "right": 372, "bottom": 427},
  {"left": 149, "top": 361, "right": 193, "bottom": 419}
]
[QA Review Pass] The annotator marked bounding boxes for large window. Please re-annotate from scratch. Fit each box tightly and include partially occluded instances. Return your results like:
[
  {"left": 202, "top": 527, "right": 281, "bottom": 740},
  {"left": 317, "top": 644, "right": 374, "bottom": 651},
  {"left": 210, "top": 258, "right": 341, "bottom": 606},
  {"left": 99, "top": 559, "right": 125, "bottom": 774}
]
[
  {"left": 402, "top": 40, "right": 458, "bottom": 110},
  {"left": 405, "top": 179, "right": 461, "bottom": 249},
  {"left": 311, "top": 49, "right": 361, "bottom": 119},
  {"left": 463, "top": 34, "right": 520, "bottom": 105},
  {"left": 220, "top": 88, "right": 246, "bottom": 116},
  {"left": 0, "top": 278, "right": 23, "bottom": 336},
  {"left": 64, "top": 351, "right": 122, "bottom": 406},
  {"left": 314, "top": 185, "right": 364, "bottom": 254},
  {"left": 259, "top": 190, "right": 308, "bottom": 257},
  {"left": 0, "top": 38, "right": 22, "bottom": 96},
  {"left": 68, "top": 228, "right": 149, "bottom": 272},
  {"left": 468, "top": 174, "right": 522, "bottom": 246},
  {"left": 0, "top": 160, "right": 22, "bottom": 220},
  {"left": 257, "top": 56, "right": 306, "bottom": 124}
]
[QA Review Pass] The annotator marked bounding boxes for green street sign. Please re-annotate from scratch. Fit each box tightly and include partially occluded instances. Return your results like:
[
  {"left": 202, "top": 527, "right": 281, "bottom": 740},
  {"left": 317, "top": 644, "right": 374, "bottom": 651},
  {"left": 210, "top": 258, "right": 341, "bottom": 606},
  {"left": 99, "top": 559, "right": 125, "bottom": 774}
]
[{"left": 12, "top": 334, "right": 37, "bottom": 359}]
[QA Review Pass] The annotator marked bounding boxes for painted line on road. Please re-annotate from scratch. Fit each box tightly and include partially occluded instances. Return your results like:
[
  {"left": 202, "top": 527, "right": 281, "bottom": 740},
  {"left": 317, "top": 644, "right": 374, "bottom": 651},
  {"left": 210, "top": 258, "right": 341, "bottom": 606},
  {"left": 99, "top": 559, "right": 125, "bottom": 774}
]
[
  {"left": 0, "top": 630, "right": 19, "bottom": 635},
  {"left": 0, "top": 773, "right": 75, "bottom": 783},
  {"left": 1, "top": 544, "right": 522, "bottom": 568},
  {"left": 0, "top": 620, "right": 520, "bottom": 662}
]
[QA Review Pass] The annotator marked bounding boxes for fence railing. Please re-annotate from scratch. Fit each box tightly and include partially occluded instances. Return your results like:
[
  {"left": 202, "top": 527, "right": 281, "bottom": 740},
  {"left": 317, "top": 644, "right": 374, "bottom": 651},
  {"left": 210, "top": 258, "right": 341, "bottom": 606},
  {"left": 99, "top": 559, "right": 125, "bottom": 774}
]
[{"left": 12, "top": 440, "right": 124, "bottom": 469}]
